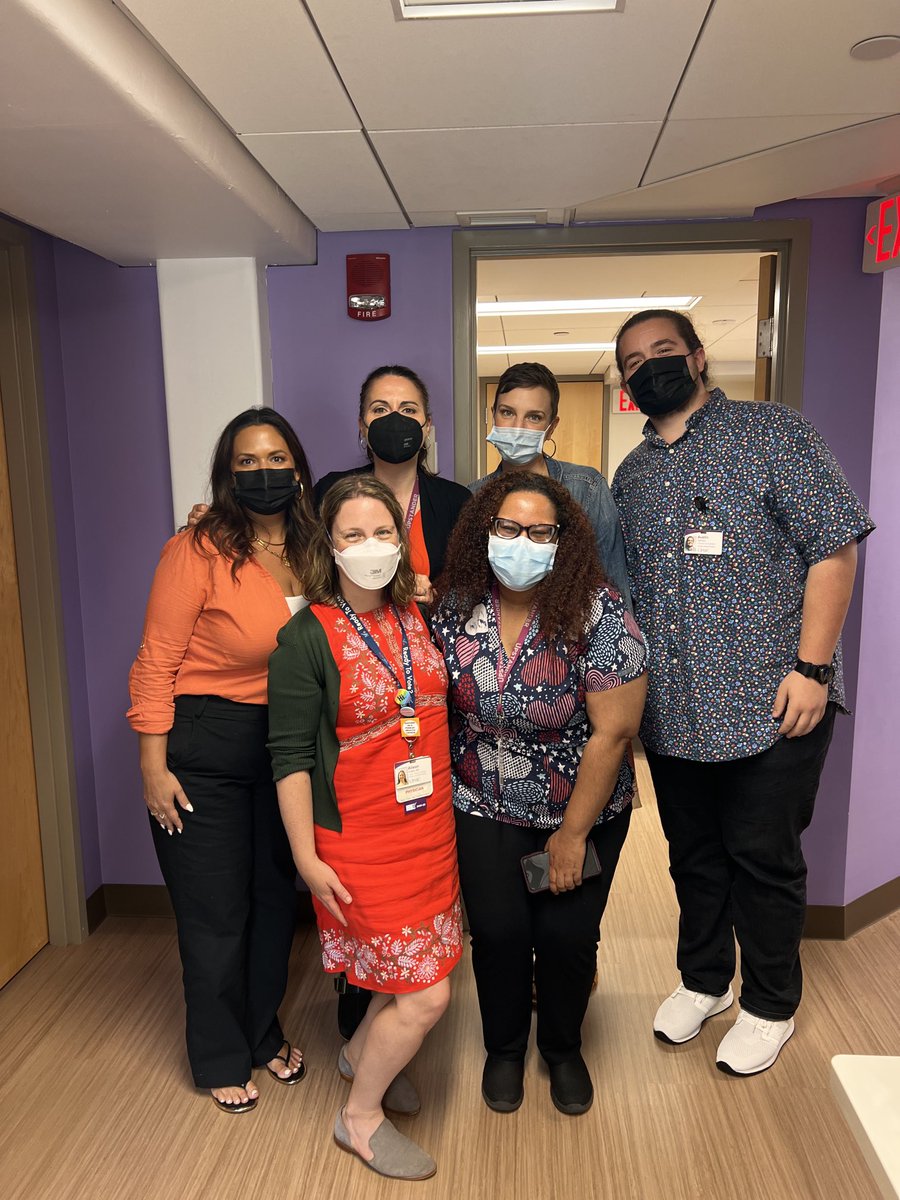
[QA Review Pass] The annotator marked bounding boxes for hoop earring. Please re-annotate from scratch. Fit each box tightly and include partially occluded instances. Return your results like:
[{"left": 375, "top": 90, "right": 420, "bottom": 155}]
[{"left": 544, "top": 437, "right": 557, "bottom": 459}]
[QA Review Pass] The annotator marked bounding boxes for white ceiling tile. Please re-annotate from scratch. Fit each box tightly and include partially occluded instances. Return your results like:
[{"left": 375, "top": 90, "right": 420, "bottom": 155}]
[
  {"left": 116, "top": 0, "right": 357, "bottom": 133},
  {"left": 645, "top": 116, "right": 890, "bottom": 185},
  {"left": 476, "top": 316, "right": 505, "bottom": 333},
  {"left": 476, "top": 251, "right": 764, "bottom": 302},
  {"left": 241, "top": 131, "right": 407, "bottom": 230},
  {"left": 575, "top": 114, "right": 900, "bottom": 221},
  {"left": 670, "top": 0, "right": 900, "bottom": 119},
  {"left": 371, "top": 124, "right": 660, "bottom": 213},
  {"left": 0, "top": 0, "right": 315, "bottom": 263},
  {"left": 493, "top": 316, "right": 621, "bottom": 336},
  {"left": 305, "top": 0, "right": 712, "bottom": 128}
]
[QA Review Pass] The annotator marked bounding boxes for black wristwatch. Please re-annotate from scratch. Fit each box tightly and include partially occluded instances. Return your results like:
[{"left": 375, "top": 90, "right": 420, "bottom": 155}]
[{"left": 794, "top": 658, "right": 835, "bottom": 685}]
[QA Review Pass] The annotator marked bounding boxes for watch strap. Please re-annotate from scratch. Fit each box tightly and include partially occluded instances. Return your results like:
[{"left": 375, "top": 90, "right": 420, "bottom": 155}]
[{"left": 795, "top": 658, "right": 834, "bottom": 684}]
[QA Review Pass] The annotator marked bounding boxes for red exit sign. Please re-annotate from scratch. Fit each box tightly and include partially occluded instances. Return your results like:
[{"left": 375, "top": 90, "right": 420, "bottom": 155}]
[
  {"left": 863, "top": 193, "right": 900, "bottom": 274},
  {"left": 616, "top": 389, "right": 639, "bottom": 413}
]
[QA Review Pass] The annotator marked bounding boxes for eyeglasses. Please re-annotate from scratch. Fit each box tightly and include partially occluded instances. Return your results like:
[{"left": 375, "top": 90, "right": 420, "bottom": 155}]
[{"left": 490, "top": 517, "right": 560, "bottom": 544}]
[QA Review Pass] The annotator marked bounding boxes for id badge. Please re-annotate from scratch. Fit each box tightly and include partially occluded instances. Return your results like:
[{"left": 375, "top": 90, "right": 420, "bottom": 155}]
[
  {"left": 394, "top": 756, "right": 433, "bottom": 811},
  {"left": 683, "top": 527, "right": 723, "bottom": 556}
]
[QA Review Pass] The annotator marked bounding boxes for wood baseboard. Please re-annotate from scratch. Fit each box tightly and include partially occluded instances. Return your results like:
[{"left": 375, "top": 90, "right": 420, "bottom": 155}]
[
  {"left": 86, "top": 885, "right": 315, "bottom": 929},
  {"left": 805, "top": 874, "right": 900, "bottom": 940}
]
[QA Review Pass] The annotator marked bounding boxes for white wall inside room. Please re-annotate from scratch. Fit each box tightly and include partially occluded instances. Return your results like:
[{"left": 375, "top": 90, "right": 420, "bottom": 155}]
[{"left": 477, "top": 251, "right": 763, "bottom": 478}]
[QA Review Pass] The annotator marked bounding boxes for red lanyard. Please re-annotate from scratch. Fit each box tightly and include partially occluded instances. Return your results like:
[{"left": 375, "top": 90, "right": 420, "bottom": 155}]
[
  {"left": 490, "top": 584, "right": 537, "bottom": 711},
  {"left": 403, "top": 477, "right": 420, "bottom": 533}
]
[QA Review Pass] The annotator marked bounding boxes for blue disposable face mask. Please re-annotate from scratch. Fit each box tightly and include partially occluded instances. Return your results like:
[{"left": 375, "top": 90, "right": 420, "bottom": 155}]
[
  {"left": 486, "top": 424, "right": 548, "bottom": 466},
  {"left": 487, "top": 534, "right": 558, "bottom": 591}
]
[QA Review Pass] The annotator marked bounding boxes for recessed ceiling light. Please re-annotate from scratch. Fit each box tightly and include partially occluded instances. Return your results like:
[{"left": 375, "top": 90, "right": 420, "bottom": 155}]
[
  {"left": 395, "top": 1, "right": 621, "bottom": 19},
  {"left": 477, "top": 296, "right": 700, "bottom": 316},
  {"left": 849, "top": 35, "right": 900, "bottom": 61},
  {"left": 478, "top": 342, "right": 616, "bottom": 354}
]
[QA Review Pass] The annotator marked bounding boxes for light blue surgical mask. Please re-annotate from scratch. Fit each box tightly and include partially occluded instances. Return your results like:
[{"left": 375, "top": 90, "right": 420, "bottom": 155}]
[
  {"left": 486, "top": 424, "right": 547, "bottom": 466},
  {"left": 487, "top": 534, "right": 558, "bottom": 591}
]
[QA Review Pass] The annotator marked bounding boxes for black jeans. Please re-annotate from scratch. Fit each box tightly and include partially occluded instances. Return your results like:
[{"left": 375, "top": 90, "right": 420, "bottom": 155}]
[
  {"left": 455, "top": 807, "right": 631, "bottom": 1065},
  {"left": 645, "top": 704, "right": 836, "bottom": 1021},
  {"left": 151, "top": 695, "right": 298, "bottom": 1088}
]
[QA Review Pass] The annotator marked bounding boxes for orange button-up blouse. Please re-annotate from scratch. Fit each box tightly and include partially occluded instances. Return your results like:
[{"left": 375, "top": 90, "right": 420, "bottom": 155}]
[{"left": 127, "top": 532, "right": 294, "bottom": 734}]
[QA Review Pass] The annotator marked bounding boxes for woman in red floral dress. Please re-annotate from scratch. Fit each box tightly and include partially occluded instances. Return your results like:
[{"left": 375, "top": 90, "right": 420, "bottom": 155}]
[{"left": 268, "top": 475, "right": 461, "bottom": 1182}]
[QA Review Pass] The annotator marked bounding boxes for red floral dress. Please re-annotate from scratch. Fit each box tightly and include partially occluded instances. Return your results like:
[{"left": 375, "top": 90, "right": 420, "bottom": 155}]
[{"left": 312, "top": 602, "right": 462, "bottom": 993}]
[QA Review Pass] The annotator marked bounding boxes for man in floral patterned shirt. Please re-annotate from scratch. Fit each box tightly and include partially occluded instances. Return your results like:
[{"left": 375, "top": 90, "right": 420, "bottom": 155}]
[{"left": 612, "top": 309, "right": 874, "bottom": 1076}]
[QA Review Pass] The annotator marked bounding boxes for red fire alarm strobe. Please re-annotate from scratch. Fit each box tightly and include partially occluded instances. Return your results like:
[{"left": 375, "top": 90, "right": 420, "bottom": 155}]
[{"left": 347, "top": 253, "right": 391, "bottom": 320}]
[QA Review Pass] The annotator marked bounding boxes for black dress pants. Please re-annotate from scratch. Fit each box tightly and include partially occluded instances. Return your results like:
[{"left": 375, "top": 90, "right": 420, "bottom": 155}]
[
  {"left": 645, "top": 704, "right": 836, "bottom": 1021},
  {"left": 151, "top": 695, "right": 298, "bottom": 1088},
  {"left": 455, "top": 807, "right": 631, "bottom": 1065}
]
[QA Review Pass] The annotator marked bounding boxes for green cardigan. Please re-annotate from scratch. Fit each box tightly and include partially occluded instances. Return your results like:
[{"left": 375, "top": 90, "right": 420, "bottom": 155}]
[{"left": 267, "top": 606, "right": 343, "bottom": 833}]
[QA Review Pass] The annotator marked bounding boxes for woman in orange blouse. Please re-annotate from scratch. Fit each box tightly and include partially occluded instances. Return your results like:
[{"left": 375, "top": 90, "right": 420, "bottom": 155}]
[{"left": 128, "top": 407, "right": 316, "bottom": 1114}]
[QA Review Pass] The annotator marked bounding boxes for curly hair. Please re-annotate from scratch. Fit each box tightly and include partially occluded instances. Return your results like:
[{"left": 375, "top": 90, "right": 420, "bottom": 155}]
[
  {"left": 190, "top": 407, "right": 316, "bottom": 580},
  {"left": 303, "top": 474, "right": 416, "bottom": 607},
  {"left": 433, "top": 473, "right": 608, "bottom": 642}
]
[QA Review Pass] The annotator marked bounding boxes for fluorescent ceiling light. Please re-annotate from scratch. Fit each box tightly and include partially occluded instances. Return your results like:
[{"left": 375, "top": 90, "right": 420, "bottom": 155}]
[
  {"left": 478, "top": 343, "right": 615, "bottom": 354},
  {"left": 396, "top": 1, "right": 621, "bottom": 19},
  {"left": 477, "top": 296, "right": 700, "bottom": 315}
]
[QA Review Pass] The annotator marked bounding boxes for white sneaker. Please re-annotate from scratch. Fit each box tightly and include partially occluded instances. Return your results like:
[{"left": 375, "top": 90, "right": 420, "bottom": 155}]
[
  {"left": 715, "top": 1009, "right": 795, "bottom": 1075},
  {"left": 653, "top": 983, "right": 734, "bottom": 1044}
]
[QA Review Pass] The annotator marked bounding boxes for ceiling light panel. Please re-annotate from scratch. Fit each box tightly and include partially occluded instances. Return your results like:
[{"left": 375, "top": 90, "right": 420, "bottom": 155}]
[
  {"left": 477, "top": 296, "right": 700, "bottom": 315},
  {"left": 478, "top": 342, "right": 616, "bottom": 353},
  {"left": 395, "top": 1, "right": 621, "bottom": 17}
]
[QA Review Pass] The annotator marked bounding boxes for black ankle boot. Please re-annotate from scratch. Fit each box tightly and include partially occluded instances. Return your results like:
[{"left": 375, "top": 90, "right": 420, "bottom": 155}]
[
  {"left": 482, "top": 1055, "right": 525, "bottom": 1112},
  {"left": 548, "top": 1054, "right": 594, "bottom": 1115}
]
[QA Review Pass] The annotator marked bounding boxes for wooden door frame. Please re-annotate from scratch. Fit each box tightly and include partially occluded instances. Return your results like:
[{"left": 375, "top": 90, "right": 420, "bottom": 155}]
[
  {"left": 452, "top": 220, "right": 810, "bottom": 485},
  {"left": 0, "top": 217, "right": 87, "bottom": 946}
]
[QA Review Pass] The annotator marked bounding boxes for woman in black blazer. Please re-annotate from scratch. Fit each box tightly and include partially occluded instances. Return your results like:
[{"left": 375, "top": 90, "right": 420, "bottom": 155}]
[{"left": 315, "top": 365, "right": 471, "bottom": 604}]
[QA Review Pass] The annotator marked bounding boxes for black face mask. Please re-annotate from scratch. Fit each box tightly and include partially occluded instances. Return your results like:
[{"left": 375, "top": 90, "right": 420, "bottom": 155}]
[
  {"left": 627, "top": 355, "right": 699, "bottom": 417},
  {"left": 233, "top": 468, "right": 300, "bottom": 515},
  {"left": 365, "top": 411, "right": 425, "bottom": 464}
]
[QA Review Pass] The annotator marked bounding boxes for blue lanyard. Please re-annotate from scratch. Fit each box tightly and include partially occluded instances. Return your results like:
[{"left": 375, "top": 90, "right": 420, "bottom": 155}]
[{"left": 336, "top": 599, "right": 416, "bottom": 712}]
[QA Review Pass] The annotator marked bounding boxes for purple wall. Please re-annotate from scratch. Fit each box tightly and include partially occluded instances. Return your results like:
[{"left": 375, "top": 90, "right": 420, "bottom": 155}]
[
  {"left": 267, "top": 227, "right": 455, "bottom": 484},
  {"left": 754, "top": 200, "right": 884, "bottom": 904},
  {"left": 43, "top": 239, "right": 172, "bottom": 887},
  {"left": 22, "top": 203, "right": 897, "bottom": 911},
  {"left": 845, "top": 267, "right": 900, "bottom": 904},
  {"left": 29, "top": 229, "right": 103, "bottom": 897}
]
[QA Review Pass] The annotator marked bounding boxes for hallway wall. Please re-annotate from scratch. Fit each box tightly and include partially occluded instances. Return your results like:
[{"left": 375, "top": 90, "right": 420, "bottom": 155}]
[
  {"left": 32, "top": 233, "right": 171, "bottom": 889},
  {"left": 21, "top": 198, "right": 895, "bottom": 911}
]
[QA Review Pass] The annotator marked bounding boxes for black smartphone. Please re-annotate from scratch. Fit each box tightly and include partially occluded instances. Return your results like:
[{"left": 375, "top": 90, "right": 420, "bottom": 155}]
[{"left": 520, "top": 840, "right": 602, "bottom": 894}]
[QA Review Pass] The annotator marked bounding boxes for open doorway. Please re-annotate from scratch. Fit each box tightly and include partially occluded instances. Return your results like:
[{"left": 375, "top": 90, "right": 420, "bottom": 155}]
[{"left": 452, "top": 221, "right": 809, "bottom": 485}]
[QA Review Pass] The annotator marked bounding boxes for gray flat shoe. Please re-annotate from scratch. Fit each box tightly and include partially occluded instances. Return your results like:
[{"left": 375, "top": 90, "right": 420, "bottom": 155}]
[
  {"left": 337, "top": 1045, "right": 421, "bottom": 1116},
  {"left": 333, "top": 1108, "right": 436, "bottom": 1180}
]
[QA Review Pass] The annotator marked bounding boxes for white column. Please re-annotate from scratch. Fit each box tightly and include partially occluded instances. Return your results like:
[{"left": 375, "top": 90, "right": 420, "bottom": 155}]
[{"left": 156, "top": 258, "right": 273, "bottom": 528}]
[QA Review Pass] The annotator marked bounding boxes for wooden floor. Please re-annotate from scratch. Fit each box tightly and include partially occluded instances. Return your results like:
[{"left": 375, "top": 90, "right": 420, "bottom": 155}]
[{"left": 2, "top": 755, "right": 898, "bottom": 1200}]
